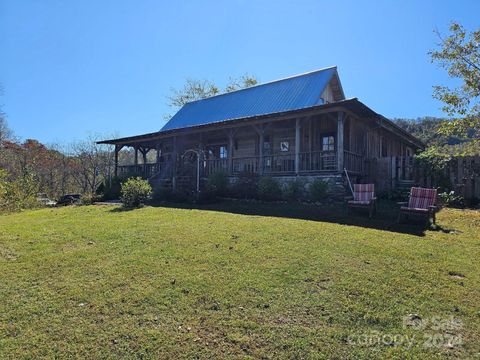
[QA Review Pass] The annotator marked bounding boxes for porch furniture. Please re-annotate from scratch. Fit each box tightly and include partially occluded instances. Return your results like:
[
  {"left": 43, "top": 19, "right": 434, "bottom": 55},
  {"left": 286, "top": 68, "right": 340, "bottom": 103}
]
[
  {"left": 397, "top": 187, "right": 438, "bottom": 225},
  {"left": 346, "top": 183, "right": 376, "bottom": 218}
]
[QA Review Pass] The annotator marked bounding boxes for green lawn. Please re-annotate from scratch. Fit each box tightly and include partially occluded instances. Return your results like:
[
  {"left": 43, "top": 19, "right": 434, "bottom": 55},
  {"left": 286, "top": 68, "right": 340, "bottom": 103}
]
[{"left": 1, "top": 202, "right": 479, "bottom": 359}]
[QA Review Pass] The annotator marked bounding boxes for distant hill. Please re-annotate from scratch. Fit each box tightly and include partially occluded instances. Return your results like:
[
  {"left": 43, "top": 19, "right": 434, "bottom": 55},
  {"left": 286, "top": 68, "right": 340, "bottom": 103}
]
[{"left": 393, "top": 117, "right": 473, "bottom": 146}]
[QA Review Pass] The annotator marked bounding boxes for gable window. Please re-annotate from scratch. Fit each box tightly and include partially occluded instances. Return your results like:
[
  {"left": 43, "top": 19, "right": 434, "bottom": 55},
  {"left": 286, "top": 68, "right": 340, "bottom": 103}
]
[{"left": 322, "top": 135, "right": 335, "bottom": 151}]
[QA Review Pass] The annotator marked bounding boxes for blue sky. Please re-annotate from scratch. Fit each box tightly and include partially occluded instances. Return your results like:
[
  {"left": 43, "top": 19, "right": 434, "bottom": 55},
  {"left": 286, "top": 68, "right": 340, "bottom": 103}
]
[{"left": 1, "top": 0, "right": 479, "bottom": 144}]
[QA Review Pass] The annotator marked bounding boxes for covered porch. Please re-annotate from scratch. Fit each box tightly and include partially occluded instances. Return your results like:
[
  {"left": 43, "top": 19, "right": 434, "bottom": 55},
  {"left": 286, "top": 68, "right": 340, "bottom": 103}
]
[{"left": 108, "top": 106, "right": 367, "bottom": 186}]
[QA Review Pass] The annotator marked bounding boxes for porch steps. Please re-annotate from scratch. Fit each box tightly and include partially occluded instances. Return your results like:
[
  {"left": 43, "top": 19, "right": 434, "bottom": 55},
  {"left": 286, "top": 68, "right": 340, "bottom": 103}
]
[{"left": 396, "top": 179, "right": 416, "bottom": 189}]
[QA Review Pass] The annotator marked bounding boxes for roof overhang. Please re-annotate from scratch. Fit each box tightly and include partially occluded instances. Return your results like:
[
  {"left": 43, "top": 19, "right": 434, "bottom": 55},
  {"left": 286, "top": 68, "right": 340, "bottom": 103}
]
[{"left": 97, "top": 98, "right": 424, "bottom": 150}]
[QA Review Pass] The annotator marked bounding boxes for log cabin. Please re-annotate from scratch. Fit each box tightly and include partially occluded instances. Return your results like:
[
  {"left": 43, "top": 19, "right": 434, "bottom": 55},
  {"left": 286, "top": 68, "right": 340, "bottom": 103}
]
[{"left": 98, "top": 66, "right": 424, "bottom": 194}]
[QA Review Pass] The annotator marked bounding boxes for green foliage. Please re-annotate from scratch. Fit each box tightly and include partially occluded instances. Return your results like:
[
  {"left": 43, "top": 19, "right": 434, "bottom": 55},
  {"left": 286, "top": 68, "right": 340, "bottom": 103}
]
[
  {"left": 438, "top": 191, "right": 465, "bottom": 208},
  {"left": 257, "top": 177, "right": 281, "bottom": 201},
  {"left": 379, "top": 188, "right": 411, "bottom": 201},
  {"left": 152, "top": 186, "right": 173, "bottom": 202},
  {"left": 206, "top": 171, "right": 229, "bottom": 196},
  {"left": 120, "top": 177, "right": 152, "bottom": 208},
  {"left": 81, "top": 192, "right": 101, "bottom": 205},
  {"left": 309, "top": 179, "right": 329, "bottom": 202},
  {"left": 415, "top": 147, "right": 454, "bottom": 189},
  {"left": 430, "top": 22, "right": 480, "bottom": 138},
  {"left": 415, "top": 146, "right": 452, "bottom": 174},
  {"left": 308, "top": 179, "right": 328, "bottom": 201},
  {"left": 97, "top": 176, "right": 123, "bottom": 200},
  {"left": 152, "top": 186, "right": 193, "bottom": 203},
  {"left": 230, "top": 171, "right": 259, "bottom": 199},
  {"left": 283, "top": 178, "right": 304, "bottom": 201},
  {"left": 0, "top": 169, "right": 39, "bottom": 212},
  {"left": 195, "top": 188, "right": 218, "bottom": 204}
]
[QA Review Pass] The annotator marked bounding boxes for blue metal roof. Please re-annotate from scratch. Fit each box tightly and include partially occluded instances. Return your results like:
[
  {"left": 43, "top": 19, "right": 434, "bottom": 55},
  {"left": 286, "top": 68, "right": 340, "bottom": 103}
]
[{"left": 161, "top": 67, "right": 339, "bottom": 131}]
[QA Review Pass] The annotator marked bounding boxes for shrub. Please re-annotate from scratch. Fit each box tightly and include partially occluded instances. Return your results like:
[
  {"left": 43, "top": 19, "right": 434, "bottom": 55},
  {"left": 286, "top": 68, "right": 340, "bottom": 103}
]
[
  {"left": 97, "top": 177, "right": 123, "bottom": 200},
  {"left": 309, "top": 179, "right": 329, "bottom": 202},
  {"left": 195, "top": 187, "right": 218, "bottom": 204},
  {"left": 0, "top": 169, "right": 39, "bottom": 212},
  {"left": 257, "top": 177, "right": 281, "bottom": 201},
  {"left": 283, "top": 178, "right": 304, "bottom": 201},
  {"left": 379, "top": 188, "right": 411, "bottom": 201},
  {"left": 120, "top": 177, "right": 152, "bottom": 208},
  {"left": 438, "top": 191, "right": 465, "bottom": 208},
  {"left": 230, "top": 171, "right": 259, "bottom": 199},
  {"left": 152, "top": 186, "right": 173, "bottom": 202},
  {"left": 81, "top": 192, "right": 102, "bottom": 205},
  {"left": 152, "top": 186, "right": 193, "bottom": 203},
  {"left": 206, "top": 171, "right": 229, "bottom": 196}
]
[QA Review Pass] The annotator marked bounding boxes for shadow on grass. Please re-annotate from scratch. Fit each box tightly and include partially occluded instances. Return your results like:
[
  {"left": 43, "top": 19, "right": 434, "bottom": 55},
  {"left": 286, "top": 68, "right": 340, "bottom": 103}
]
[
  {"left": 109, "top": 205, "right": 144, "bottom": 212},
  {"left": 142, "top": 199, "right": 444, "bottom": 237}
]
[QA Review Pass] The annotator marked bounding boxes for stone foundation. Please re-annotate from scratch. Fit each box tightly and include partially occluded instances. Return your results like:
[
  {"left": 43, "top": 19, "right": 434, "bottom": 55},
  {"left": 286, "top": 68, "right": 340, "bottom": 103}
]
[{"left": 228, "top": 173, "right": 348, "bottom": 200}]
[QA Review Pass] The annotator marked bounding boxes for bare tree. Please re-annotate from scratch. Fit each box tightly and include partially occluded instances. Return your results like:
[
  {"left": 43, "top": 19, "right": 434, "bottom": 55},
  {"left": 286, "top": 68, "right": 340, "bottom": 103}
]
[
  {"left": 70, "top": 134, "right": 115, "bottom": 194},
  {"left": 0, "top": 116, "right": 12, "bottom": 145}
]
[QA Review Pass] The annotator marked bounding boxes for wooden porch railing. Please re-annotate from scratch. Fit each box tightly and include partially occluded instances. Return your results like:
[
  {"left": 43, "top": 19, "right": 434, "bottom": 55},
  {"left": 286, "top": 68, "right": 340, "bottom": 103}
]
[
  {"left": 299, "top": 151, "right": 337, "bottom": 172},
  {"left": 263, "top": 153, "right": 296, "bottom": 173},
  {"left": 118, "top": 150, "right": 365, "bottom": 179},
  {"left": 344, "top": 150, "right": 365, "bottom": 174},
  {"left": 118, "top": 163, "right": 172, "bottom": 178},
  {"left": 204, "top": 158, "right": 229, "bottom": 177},
  {"left": 232, "top": 156, "right": 259, "bottom": 174}
]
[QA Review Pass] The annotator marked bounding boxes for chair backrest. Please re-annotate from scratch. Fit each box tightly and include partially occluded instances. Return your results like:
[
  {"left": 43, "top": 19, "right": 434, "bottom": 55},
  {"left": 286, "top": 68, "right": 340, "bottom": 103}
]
[
  {"left": 353, "top": 183, "right": 375, "bottom": 202},
  {"left": 408, "top": 187, "right": 437, "bottom": 209}
]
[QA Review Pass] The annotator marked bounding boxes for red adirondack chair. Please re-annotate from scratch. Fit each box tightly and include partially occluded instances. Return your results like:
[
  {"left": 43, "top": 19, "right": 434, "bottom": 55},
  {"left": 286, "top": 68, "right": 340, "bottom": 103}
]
[
  {"left": 398, "top": 187, "right": 439, "bottom": 224},
  {"left": 347, "top": 184, "right": 377, "bottom": 218}
]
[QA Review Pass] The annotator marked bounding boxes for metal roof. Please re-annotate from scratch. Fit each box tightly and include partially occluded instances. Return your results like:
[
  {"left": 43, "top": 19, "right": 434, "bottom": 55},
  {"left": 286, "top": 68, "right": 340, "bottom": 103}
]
[{"left": 161, "top": 66, "right": 341, "bottom": 131}]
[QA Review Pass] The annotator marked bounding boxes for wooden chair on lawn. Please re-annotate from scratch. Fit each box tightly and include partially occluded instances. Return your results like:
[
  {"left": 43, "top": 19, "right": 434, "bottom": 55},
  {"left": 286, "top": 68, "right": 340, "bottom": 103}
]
[
  {"left": 398, "top": 187, "right": 439, "bottom": 225},
  {"left": 346, "top": 184, "right": 377, "bottom": 218}
]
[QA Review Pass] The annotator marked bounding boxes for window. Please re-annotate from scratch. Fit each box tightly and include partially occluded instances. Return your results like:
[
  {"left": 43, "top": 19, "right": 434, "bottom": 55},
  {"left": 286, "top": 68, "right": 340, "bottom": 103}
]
[
  {"left": 219, "top": 145, "right": 227, "bottom": 159},
  {"left": 207, "top": 145, "right": 228, "bottom": 159},
  {"left": 322, "top": 135, "right": 335, "bottom": 151}
]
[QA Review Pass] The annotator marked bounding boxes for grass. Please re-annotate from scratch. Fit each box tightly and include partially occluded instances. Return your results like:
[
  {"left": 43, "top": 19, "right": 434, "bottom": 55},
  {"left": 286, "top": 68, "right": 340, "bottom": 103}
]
[{"left": 0, "top": 201, "right": 479, "bottom": 359}]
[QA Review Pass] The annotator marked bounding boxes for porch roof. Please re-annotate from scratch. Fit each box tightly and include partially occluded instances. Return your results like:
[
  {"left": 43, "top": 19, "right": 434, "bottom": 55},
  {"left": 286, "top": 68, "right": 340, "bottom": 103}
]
[{"left": 97, "top": 98, "right": 425, "bottom": 150}]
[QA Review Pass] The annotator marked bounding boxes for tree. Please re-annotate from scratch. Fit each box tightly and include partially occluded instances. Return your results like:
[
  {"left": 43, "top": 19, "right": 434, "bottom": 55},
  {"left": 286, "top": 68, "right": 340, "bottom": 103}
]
[
  {"left": 0, "top": 84, "right": 12, "bottom": 145},
  {"left": 0, "top": 116, "right": 12, "bottom": 145},
  {"left": 167, "top": 74, "right": 258, "bottom": 109},
  {"left": 70, "top": 135, "right": 115, "bottom": 194},
  {"left": 430, "top": 22, "right": 480, "bottom": 140}
]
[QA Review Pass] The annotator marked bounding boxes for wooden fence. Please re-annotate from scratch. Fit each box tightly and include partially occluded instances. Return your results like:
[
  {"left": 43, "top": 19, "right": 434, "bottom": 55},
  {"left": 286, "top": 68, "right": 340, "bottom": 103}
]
[{"left": 366, "top": 156, "right": 480, "bottom": 201}]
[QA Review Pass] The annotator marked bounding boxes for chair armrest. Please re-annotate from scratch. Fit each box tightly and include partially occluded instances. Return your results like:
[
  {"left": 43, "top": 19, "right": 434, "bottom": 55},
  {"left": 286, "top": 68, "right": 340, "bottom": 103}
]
[
  {"left": 397, "top": 201, "right": 408, "bottom": 206},
  {"left": 372, "top": 197, "right": 377, "bottom": 201},
  {"left": 429, "top": 205, "right": 438, "bottom": 211}
]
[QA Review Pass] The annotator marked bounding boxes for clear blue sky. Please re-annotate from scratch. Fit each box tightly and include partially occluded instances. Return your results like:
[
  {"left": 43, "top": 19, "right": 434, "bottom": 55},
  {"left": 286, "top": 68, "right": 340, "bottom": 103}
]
[{"left": 1, "top": 0, "right": 479, "bottom": 144}]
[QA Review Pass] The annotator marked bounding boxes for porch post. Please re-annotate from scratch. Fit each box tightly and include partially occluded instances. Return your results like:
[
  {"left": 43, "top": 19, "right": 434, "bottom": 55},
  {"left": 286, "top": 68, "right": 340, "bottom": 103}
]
[
  {"left": 172, "top": 137, "right": 177, "bottom": 191},
  {"left": 228, "top": 130, "right": 235, "bottom": 175},
  {"left": 337, "top": 112, "right": 345, "bottom": 172},
  {"left": 114, "top": 144, "right": 120, "bottom": 177},
  {"left": 295, "top": 118, "right": 301, "bottom": 174},
  {"left": 134, "top": 146, "right": 139, "bottom": 166},
  {"left": 156, "top": 143, "right": 161, "bottom": 163},
  {"left": 258, "top": 131, "right": 264, "bottom": 175}
]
